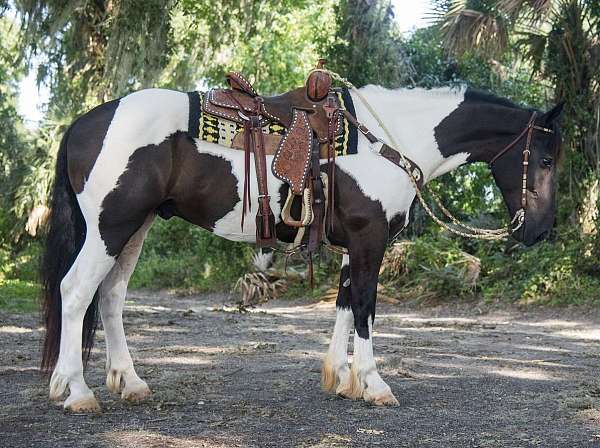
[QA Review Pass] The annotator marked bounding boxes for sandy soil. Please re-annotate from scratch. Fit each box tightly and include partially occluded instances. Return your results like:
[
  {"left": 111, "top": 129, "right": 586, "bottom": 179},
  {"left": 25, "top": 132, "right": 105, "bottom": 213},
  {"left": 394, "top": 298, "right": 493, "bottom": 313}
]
[{"left": 1, "top": 291, "right": 600, "bottom": 447}]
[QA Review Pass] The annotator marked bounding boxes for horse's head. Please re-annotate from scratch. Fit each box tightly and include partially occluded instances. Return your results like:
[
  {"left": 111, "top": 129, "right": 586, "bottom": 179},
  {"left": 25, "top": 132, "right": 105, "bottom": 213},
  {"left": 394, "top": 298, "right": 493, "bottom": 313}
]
[{"left": 489, "top": 103, "right": 564, "bottom": 246}]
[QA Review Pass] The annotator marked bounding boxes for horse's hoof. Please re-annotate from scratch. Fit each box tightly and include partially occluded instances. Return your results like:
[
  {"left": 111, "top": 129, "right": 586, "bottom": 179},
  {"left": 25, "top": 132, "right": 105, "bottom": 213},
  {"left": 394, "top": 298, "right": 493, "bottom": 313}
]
[
  {"left": 122, "top": 383, "right": 152, "bottom": 402},
  {"left": 335, "top": 377, "right": 354, "bottom": 399},
  {"left": 64, "top": 395, "right": 101, "bottom": 413},
  {"left": 364, "top": 390, "right": 399, "bottom": 407}
]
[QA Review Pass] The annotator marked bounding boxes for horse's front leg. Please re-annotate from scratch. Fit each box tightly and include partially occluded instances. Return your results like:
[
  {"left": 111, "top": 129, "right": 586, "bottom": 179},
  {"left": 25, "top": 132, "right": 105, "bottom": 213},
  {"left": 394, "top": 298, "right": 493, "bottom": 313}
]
[
  {"left": 347, "top": 237, "right": 399, "bottom": 406},
  {"left": 322, "top": 254, "right": 354, "bottom": 396}
]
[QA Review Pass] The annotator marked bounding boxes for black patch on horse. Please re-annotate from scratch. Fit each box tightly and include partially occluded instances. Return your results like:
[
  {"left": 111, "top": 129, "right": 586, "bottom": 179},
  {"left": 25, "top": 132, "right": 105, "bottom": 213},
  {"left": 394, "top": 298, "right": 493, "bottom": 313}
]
[{"left": 68, "top": 99, "right": 120, "bottom": 193}]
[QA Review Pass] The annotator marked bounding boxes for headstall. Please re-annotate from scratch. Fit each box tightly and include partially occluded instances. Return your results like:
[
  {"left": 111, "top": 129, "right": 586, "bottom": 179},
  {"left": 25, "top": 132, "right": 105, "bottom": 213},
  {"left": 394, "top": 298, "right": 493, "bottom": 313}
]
[{"left": 488, "top": 111, "right": 554, "bottom": 231}]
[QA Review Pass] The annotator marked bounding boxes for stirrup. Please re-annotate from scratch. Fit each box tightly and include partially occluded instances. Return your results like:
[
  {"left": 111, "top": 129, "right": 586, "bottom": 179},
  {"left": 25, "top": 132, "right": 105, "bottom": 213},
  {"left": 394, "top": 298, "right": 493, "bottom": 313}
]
[{"left": 281, "top": 187, "right": 313, "bottom": 228}]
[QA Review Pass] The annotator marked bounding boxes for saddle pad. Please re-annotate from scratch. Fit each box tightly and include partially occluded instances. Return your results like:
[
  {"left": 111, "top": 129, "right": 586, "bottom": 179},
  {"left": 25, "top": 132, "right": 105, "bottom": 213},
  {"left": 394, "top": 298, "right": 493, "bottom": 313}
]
[{"left": 188, "top": 89, "right": 358, "bottom": 157}]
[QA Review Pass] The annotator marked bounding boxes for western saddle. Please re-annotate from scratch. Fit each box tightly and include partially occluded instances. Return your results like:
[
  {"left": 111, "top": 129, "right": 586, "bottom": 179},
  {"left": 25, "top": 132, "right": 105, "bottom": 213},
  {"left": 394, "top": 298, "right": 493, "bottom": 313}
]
[
  {"left": 202, "top": 61, "right": 424, "bottom": 254},
  {"left": 203, "top": 60, "right": 342, "bottom": 252}
]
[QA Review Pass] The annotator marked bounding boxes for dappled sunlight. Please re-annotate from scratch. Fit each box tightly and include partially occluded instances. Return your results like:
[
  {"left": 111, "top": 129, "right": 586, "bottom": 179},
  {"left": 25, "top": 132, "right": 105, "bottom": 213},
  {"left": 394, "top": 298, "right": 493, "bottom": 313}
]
[
  {"left": 555, "top": 328, "right": 600, "bottom": 341},
  {"left": 138, "top": 326, "right": 190, "bottom": 334},
  {"left": 372, "top": 332, "right": 408, "bottom": 340},
  {"left": 490, "top": 367, "right": 556, "bottom": 381},
  {"left": 0, "top": 366, "right": 38, "bottom": 373},
  {"left": 513, "top": 344, "right": 573, "bottom": 354},
  {"left": 519, "top": 319, "right": 584, "bottom": 329},
  {"left": 0, "top": 325, "right": 33, "bottom": 334},
  {"left": 139, "top": 356, "right": 211, "bottom": 366},
  {"left": 476, "top": 355, "right": 576, "bottom": 369},
  {"left": 429, "top": 352, "right": 574, "bottom": 369},
  {"left": 102, "top": 430, "right": 234, "bottom": 448},
  {"left": 418, "top": 372, "right": 459, "bottom": 379},
  {"left": 126, "top": 304, "right": 174, "bottom": 313}
]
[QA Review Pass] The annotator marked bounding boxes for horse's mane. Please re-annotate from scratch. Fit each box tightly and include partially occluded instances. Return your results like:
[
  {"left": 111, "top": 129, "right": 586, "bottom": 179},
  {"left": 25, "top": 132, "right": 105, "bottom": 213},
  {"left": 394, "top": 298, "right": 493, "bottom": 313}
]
[{"left": 463, "top": 87, "right": 526, "bottom": 110}]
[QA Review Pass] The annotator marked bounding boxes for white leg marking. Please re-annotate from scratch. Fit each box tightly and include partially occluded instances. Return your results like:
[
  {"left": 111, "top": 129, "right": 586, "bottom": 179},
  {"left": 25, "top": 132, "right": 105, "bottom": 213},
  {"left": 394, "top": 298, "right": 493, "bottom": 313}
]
[
  {"left": 49, "top": 232, "right": 115, "bottom": 412},
  {"left": 100, "top": 215, "right": 154, "bottom": 402},
  {"left": 322, "top": 307, "right": 353, "bottom": 394},
  {"left": 322, "top": 255, "right": 355, "bottom": 395},
  {"left": 351, "top": 320, "right": 399, "bottom": 406}
]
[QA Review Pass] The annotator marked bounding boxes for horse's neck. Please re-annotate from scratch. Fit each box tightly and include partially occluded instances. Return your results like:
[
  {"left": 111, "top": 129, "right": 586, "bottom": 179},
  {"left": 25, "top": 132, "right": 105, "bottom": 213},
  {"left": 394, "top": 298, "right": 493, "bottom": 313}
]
[{"left": 351, "top": 86, "right": 530, "bottom": 181}]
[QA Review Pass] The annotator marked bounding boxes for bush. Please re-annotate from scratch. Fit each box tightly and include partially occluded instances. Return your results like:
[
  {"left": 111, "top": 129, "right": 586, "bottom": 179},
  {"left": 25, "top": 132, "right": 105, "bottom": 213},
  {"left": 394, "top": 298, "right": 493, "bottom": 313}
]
[
  {"left": 130, "top": 218, "right": 254, "bottom": 292},
  {"left": 381, "top": 227, "right": 600, "bottom": 306}
]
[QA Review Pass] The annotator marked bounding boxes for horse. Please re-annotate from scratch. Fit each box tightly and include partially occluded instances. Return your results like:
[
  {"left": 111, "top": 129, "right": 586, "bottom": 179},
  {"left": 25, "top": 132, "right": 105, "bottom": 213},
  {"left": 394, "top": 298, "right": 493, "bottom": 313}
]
[{"left": 40, "top": 83, "right": 563, "bottom": 412}]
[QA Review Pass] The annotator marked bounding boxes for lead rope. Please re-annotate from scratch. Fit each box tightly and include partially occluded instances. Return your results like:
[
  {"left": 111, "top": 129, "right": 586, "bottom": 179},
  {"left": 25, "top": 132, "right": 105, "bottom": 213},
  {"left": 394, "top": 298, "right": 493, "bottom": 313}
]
[{"left": 309, "top": 69, "right": 525, "bottom": 241}]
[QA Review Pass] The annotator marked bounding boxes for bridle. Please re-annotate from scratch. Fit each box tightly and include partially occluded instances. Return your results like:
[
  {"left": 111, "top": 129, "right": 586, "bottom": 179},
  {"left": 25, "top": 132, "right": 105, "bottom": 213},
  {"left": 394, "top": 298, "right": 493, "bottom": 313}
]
[{"left": 488, "top": 111, "right": 554, "bottom": 231}]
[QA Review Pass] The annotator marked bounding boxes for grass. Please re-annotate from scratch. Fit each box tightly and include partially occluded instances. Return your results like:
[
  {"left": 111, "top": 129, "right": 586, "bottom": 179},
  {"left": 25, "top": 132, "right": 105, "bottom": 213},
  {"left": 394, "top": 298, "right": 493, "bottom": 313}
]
[{"left": 0, "top": 278, "right": 40, "bottom": 313}]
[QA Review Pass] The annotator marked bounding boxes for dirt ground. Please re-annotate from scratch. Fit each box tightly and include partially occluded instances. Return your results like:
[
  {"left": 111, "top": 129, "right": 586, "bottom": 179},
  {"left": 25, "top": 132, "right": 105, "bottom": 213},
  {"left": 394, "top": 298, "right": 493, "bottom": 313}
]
[{"left": 2, "top": 291, "right": 600, "bottom": 447}]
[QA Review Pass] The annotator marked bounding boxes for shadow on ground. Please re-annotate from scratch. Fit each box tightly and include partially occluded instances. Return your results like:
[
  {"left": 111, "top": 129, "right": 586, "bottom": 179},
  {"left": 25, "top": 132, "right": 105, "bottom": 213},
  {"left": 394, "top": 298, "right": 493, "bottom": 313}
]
[{"left": 1, "top": 291, "right": 600, "bottom": 447}]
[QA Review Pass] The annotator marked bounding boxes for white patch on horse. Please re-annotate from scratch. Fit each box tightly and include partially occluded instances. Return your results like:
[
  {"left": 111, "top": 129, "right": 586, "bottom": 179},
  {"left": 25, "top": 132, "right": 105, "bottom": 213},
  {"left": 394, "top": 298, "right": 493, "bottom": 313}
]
[
  {"left": 80, "top": 88, "right": 189, "bottom": 252},
  {"left": 323, "top": 307, "right": 353, "bottom": 394},
  {"left": 351, "top": 320, "right": 399, "bottom": 405},
  {"left": 193, "top": 139, "right": 286, "bottom": 242},
  {"left": 337, "top": 86, "right": 470, "bottom": 224}
]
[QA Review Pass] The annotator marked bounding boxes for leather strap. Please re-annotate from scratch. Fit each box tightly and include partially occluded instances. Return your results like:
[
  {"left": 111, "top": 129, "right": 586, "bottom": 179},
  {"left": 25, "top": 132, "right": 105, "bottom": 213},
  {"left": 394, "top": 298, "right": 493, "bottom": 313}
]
[
  {"left": 307, "top": 134, "right": 324, "bottom": 254},
  {"left": 341, "top": 109, "right": 379, "bottom": 144},
  {"left": 250, "top": 104, "right": 276, "bottom": 246},
  {"left": 341, "top": 109, "right": 425, "bottom": 190}
]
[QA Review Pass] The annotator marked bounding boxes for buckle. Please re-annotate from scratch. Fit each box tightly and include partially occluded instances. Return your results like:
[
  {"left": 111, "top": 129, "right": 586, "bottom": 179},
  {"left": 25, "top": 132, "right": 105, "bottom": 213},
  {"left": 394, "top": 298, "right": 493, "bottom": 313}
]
[{"left": 358, "top": 124, "right": 370, "bottom": 135}]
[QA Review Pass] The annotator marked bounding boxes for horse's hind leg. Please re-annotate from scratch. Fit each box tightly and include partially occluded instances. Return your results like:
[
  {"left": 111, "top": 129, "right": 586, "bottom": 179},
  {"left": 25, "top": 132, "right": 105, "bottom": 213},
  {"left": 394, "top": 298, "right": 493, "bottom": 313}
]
[
  {"left": 322, "top": 254, "right": 354, "bottom": 396},
  {"left": 49, "top": 233, "right": 115, "bottom": 412},
  {"left": 100, "top": 214, "right": 154, "bottom": 402}
]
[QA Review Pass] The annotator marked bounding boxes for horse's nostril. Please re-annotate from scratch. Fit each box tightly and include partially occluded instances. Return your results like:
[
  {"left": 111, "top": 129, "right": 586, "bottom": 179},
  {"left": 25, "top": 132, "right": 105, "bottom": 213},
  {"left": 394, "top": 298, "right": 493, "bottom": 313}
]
[{"left": 531, "top": 190, "right": 539, "bottom": 199}]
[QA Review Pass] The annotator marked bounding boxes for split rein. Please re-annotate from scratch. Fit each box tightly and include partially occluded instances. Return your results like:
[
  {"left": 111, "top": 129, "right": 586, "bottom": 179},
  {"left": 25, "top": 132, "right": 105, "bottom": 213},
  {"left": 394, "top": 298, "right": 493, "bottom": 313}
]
[{"left": 310, "top": 69, "right": 555, "bottom": 241}]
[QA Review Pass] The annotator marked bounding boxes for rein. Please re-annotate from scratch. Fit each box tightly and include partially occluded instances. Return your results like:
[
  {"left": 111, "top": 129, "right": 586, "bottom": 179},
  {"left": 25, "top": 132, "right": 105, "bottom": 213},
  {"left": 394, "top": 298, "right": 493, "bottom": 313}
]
[{"left": 309, "top": 69, "right": 554, "bottom": 241}]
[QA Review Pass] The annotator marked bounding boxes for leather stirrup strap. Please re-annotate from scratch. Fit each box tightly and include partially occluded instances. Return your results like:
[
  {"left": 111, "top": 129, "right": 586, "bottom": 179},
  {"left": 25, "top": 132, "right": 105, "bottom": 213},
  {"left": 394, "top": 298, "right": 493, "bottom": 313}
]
[
  {"left": 250, "top": 108, "right": 277, "bottom": 247},
  {"left": 307, "top": 135, "right": 324, "bottom": 254}
]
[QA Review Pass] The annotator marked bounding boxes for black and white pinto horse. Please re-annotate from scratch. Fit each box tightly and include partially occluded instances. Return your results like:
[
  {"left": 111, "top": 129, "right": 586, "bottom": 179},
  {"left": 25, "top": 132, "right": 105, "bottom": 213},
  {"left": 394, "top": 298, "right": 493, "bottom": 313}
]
[{"left": 41, "top": 85, "right": 563, "bottom": 411}]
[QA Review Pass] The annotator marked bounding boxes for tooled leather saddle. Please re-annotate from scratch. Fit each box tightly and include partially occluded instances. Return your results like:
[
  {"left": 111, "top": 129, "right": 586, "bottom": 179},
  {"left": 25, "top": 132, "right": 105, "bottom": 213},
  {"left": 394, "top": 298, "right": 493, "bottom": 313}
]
[
  {"left": 198, "top": 61, "right": 424, "bottom": 253},
  {"left": 201, "top": 61, "right": 342, "bottom": 252}
]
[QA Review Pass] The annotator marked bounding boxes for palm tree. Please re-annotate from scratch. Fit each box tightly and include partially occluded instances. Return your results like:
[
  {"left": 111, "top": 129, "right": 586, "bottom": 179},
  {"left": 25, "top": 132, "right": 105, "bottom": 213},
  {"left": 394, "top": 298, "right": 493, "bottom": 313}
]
[{"left": 434, "top": 0, "right": 599, "bottom": 232}]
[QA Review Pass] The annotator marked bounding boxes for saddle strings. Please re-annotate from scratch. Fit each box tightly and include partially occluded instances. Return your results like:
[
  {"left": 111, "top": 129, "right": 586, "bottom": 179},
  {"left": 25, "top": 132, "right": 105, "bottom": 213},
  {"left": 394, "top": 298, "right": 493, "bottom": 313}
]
[{"left": 308, "top": 68, "right": 525, "bottom": 241}]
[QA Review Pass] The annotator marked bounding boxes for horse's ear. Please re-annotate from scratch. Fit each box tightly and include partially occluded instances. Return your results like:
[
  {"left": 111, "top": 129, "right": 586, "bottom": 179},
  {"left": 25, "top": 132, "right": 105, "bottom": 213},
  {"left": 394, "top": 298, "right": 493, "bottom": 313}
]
[{"left": 542, "top": 101, "right": 565, "bottom": 125}]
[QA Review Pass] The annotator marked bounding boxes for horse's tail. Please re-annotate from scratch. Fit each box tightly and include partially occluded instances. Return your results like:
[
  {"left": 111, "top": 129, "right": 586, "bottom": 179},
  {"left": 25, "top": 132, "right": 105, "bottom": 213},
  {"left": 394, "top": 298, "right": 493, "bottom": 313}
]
[{"left": 41, "top": 125, "right": 100, "bottom": 374}]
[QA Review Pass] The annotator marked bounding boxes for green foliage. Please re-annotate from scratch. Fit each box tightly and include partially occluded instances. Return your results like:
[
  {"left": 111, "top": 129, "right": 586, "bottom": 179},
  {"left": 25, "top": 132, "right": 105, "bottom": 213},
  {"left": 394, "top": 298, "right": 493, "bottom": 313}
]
[
  {"left": 381, "top": 237, "right": 481, "bottom": 302},
  {"left": 328, "top": 0, "right": 414, "bottom": 87},
  {"left": 0, "top": 0, "right": 598, "bottom": 308},
  {"left": 0, "top": 279, "right": 39, "bottom": 313},
  {"left": 479, "top": 231, "right": 600, "bottom": 305},
  {"left": 0, "top": 243, "right": 40, "bottom": 313},
  {"left": 130, "top": 218, "right": 254, "bottom": 292},
  {"left": 382, "top": 228, "right": 600, "bottom": 306}
]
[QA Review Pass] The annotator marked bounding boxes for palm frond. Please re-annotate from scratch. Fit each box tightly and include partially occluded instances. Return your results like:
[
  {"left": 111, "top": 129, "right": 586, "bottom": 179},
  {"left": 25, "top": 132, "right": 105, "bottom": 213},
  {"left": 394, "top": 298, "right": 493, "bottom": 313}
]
[
  {"left": 440, "top": 5, "right": 510, "bottom": 58},
  {"left": 499, "top": 0, "right": 555, "bottom": 22}
]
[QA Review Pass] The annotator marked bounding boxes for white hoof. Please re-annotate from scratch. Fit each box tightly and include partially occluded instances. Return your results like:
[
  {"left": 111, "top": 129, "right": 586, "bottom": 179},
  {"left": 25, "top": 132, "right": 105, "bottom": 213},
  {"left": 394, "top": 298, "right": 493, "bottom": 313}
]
[
  {"left": 64, "top": 393, "right": 101, "bottom": 413},
  {"left": 364, "top": 388, "right": 400, "bottom": 406},
  {"left": 122, "top": 381, "right": 152, "bottom": 402}
]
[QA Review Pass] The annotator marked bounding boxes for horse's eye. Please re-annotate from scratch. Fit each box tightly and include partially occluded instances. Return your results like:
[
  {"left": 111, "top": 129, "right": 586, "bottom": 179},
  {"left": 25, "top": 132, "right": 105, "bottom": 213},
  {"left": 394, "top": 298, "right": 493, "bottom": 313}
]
[{"left": 542, "top": 157, "right": 553, "bottom": 168}]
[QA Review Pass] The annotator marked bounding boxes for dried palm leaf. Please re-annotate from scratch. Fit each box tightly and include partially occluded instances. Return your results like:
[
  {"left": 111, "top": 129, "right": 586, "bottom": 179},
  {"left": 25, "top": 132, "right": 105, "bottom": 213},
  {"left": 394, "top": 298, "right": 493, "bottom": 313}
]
[{"left": 234, "top": 271, "right": 287, "bottom": 307}]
